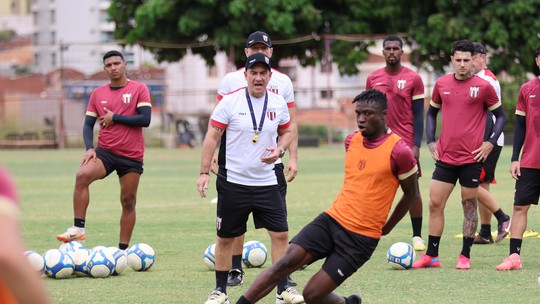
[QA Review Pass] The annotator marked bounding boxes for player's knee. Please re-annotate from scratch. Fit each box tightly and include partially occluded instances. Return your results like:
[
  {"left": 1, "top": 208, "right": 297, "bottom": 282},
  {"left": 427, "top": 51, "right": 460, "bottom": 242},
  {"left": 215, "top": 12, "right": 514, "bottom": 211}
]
[
  {"left": 269, "top": 231, "right": 288, "bottom": 243},
  {"left": 121, "top": 195, "right": 136, "bottom": 211},
  {"left": 302, "top": 287, "right": 324, "bottom": 303}
]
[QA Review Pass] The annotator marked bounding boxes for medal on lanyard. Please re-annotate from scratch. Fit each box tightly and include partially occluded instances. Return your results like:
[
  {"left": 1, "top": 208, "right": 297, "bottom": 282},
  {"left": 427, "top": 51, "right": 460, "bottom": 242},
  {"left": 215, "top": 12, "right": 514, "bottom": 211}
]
[{"left": 245, "top": 88, "right": 268, "bottom": 144}]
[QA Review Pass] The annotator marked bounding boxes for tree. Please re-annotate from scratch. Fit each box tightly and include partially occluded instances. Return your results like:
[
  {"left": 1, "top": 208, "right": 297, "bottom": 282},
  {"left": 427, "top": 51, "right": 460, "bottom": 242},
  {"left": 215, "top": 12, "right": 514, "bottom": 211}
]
[
  {"left": 109, "top": 0, "right": 540, "bottom": 79},
  {"left": 409, "top": 0, "right": 540, "bottom": 81}
]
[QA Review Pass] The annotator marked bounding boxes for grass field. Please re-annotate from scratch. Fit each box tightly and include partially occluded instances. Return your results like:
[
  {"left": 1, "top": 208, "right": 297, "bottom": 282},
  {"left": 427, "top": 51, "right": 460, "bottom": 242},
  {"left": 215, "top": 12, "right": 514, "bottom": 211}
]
[{"left": 2, "top": 145, "right": 540, "bottom": 304}]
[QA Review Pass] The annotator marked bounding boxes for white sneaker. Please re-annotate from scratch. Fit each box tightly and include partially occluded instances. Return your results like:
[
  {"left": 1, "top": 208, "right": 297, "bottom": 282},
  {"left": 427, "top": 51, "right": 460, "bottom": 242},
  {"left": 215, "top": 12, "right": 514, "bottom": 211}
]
[
  {"left": 276, "top": 287, "right": 304, "bottom": 304},
  {"left": 412, "top": 236, "right": 426, "bottom": 251},
  {"left": 57, "top": 226, "right": 86, "bottom": 243},
  {"left": 205, "top": 288, "right": 229, "bottom": 304}
]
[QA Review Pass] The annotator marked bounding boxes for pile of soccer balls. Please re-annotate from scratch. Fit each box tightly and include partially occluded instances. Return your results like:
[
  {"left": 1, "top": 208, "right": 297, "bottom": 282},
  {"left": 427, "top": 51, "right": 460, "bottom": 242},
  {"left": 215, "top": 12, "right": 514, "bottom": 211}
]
[
  {"left": 203, "top": 240, "right": 268, "bottom": 270},
  {"left": 25, "top": 241, "right": 156, "bottom": 279}
]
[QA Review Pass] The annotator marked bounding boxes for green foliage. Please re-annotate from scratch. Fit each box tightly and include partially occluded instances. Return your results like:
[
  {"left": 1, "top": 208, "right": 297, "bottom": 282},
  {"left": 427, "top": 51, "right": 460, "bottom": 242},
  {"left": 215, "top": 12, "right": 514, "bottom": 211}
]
[
  {"left": 109, "top": 0, "right": 540, "bottom": 78},
  {"left": 298, "top": 124, "right": 342, "bottom": 142},
  {"left": 0, "top": 30, "right": 16, "bottom": 42}
]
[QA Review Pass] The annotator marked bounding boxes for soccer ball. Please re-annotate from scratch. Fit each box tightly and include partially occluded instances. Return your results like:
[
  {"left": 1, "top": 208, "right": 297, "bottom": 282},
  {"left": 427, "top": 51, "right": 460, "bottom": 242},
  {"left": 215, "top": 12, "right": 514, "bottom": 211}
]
[
  {"left": 203, "top": 243, "right": 216, "bottom": 270},
  {"left": 106, "top": 247, "right": 128, "bottom": 275},
  {"left": 90, "top": 245, "right": 107, "bottom": 254},
  {"left": 43, "top": 249, "right": 74, "bottom": 279},
  {"left": 24, "top": 250, "right": 45, "bottom": 274},
  {"left": 87, "top": 250, "right": 116, "bottom": 278},
  {"left": 387, "top": 242, "right": 416, "bottom": 270},
  {"left": 68, "top": 248, "right": 91, "bottom": 277},
  {"left": 59, "top": 240, "right": 84, "bottom": 253},
  {"left": 127, "top": 243, "right": 155, "bottom": 271},
  {"left": 242, "top": 240, "right": 268, "bottom": 268}
]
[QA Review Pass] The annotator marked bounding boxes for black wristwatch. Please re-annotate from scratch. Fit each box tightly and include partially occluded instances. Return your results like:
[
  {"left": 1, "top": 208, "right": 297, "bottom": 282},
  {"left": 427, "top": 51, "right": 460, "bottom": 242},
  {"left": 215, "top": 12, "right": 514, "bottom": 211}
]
[{"left": 279, "top": 146, "right": 286, "bottom": 158}]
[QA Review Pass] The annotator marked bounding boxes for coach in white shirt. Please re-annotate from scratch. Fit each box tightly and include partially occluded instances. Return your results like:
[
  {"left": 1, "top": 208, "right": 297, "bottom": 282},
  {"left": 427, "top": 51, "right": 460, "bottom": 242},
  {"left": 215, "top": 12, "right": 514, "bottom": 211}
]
[{"left": 197, "top": 53, "right": 300, "bottom": 304}]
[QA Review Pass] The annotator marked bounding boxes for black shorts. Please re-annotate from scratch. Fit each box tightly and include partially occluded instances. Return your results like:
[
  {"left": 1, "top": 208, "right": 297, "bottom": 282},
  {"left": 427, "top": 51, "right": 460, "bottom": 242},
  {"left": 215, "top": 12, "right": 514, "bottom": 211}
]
[
  {"left": 274, "top": 163, "right": 287, "bottom": 209},
  {"left": 514, "top": 168, "right": 540, "bottom": 206},
  {"left": 290, "top": 213, "right": 379, "bottom": 286},
  {"left": 432, "top": 161, "right": 482, "bottom": 188},
  {"left": 215, "top": 175, "right": 288, "bottom": 238},
  {"left": 480, "top": 145, "right": 502, "bottom": 183},
  {"left": 96, "top": 147, "right": 143, "bottom": 177}
]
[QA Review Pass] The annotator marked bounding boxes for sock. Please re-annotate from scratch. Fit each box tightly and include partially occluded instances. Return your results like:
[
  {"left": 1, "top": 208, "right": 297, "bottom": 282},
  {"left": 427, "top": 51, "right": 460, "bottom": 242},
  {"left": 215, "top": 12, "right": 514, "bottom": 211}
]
[
  {"left": 118, "top": 243, "right": 129, "bottom": 250},
  {"left": 479, "top": 224, "right": 491, "bottom": 237},
  {"left": 460, "top": 237, "right": 474, "bottom": 258},
  {"left": 411, "top": 217, "right": 422, "bottom": 237},
  {"left": 236, "top": 296, "right": 252, "bottom": 304},
  {"left": 216, "top": 270, "right": 228, "bottom": 293},
  {"left": 74, "top": 218, "right": 85, "bottom": 228},
  {"left": 344, "top": 294, "right": 361, "bottom": 304},
  {"left": 232, "top": 254, "right": 243, "bottom": 270},
  {"left": 426, "top": 235, "right": 441, "bottom": 257},
  {"left": 494, "top": 208, "right": 509, "bottom": 223},
  {"left": 510, "top": 238, "right": 522, "bottom": 255},
  {"left": 277, "top": 277, "right": 288, "bottom": 294}
]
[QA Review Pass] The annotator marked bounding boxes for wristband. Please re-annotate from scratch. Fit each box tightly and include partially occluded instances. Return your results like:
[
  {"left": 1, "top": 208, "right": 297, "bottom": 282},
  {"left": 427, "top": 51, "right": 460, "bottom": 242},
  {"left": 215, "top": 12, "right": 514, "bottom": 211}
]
[{"left": 200, "top": 172, "right": 210, "bottom": 175}]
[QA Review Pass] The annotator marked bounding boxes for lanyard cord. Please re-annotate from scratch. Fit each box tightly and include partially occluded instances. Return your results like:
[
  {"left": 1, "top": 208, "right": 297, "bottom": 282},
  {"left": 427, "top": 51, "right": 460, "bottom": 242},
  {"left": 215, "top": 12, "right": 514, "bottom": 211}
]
[{"left": 245, "top": 88, "right": 268, "bottom": 142}]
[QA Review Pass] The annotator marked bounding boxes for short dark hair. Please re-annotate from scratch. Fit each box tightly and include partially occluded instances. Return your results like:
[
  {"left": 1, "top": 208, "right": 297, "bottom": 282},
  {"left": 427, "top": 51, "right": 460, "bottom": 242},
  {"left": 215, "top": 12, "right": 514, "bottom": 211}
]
[
  {"left": 383, "top": 35, "right": 403, "bottom": 48},
  {"left": 352, "top": 89, "right": 387, "bottom": 110},
  {"left": 450, "top": 40, "right": 475, "bottom": 56},
  {"left": 536, "top": 44, "right": 540, "bottom": 57},
  {"left": 103, "top": 50, "right": 124, "bottom": 62}
]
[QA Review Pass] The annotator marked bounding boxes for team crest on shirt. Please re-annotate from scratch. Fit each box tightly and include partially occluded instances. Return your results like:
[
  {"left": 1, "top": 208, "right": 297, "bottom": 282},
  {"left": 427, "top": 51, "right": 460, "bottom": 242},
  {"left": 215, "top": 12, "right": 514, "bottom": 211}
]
[
  {"left": 122, "top": 93, "right": 132, "bottom": 104},
  {"left": 397, "top": 79, "right": 406, "bottom": 90},
  {"left": 357, "top": 159, "right": 367, "bottom": 170},
  {"left": 266, "top": 108, "right": 277, "bottom": 121},
  {"left": 470, "top": 87, "right": 479, "bottom": 98},
  {"left": 268, "top": 85, "right": 278, "bottom": 94}
]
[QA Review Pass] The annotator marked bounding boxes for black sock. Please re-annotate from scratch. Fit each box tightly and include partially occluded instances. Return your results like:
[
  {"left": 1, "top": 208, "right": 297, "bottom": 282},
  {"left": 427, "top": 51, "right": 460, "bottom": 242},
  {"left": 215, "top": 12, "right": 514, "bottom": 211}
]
[
  {"left": 236, "top": 296, "right": 252, "bottom": 304},
  {"left": 232, "top": 254, "right": 243, "bottom": 270},
  {"left": 118, "top": 243, "right": 129, "bottom": 250},
  {"left": 74, "top": 218, "right": 85, "bottom": 228},
  {"left": 411, "top": 217, "right": 422, "bottom": 237},
  {"left": 494, "top": 208, "right": 509, "bottom": 223},
  {"left": 460, "top": 237, "right": 474, "bottom": 258},
  {"left": 345, "top": 294, "right": 361, "bottom": 304},
  {"left": 277, "top": 277, "right": 288, "bottom": 294},
  {"left": 479, "top": 224, "right": 491, "bottom": 237},
  {"left": 426, "top": 235, "right": 441, "bottom": 257},
  {"left": 216, "top": 270, "right": 228, "bottom": 293},
  {"left": 510, "top": 238, "right": 522, "bottom": 255}
]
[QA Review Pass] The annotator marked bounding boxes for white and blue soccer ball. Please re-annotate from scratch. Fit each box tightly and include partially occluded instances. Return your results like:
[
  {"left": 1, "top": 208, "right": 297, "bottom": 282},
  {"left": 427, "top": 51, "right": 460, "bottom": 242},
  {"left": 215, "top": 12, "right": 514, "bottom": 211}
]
[
  {"left": 106, "top": 247, "right": 127, "bottom": 275},
  {"left": 43, "top": 249, "right": 74, "bottom": 279},
  {"left": 68, "top": 248, "right": 91, "bottom": 277},
  {"left": 90, "top": 245, "right": 107, "bottom": 255},
  {"left": 387, "top": 242, "right": 416, "bottom": 270},
  {"left": 86, "top": 250, "right": 116, "bottom": 278},
  {"left": 242, "top": 240, "right": 268, "bottom": 268},
  {"left": 203, "top": 243, "right": 216, "bottom": 270},
  {"left": 127, "top": 243, "right": 155, "bottom": 271},
  {"left": 59, "top": 240, "right": 84, "bottom": 254},
  {"left": 24, "top": 250, "right": 45, "bottom": 274}
]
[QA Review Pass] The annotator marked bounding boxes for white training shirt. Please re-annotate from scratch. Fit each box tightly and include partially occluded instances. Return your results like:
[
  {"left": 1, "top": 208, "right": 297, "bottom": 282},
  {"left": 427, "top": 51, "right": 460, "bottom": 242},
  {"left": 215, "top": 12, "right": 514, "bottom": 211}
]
[
  {"left": 211, "top": 88, "right": 291, "bottom": 186},
  {"left": 217, "top": 68, "right": 295, "bottom": 165},
  {"left": 476, "top": 69, "right": 504, "bottom": 146}
]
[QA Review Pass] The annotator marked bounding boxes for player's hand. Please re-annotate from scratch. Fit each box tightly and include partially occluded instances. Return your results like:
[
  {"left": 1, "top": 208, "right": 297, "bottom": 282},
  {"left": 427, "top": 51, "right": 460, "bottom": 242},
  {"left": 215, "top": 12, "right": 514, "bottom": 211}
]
[
  {"left": 510, "top": 161, "right": 521, "bottom": 180},
  {"left": 261, "top": 147, "right": 280, "bottom": 164},
  {"left": 210, "top": 154, "right": 218, "bottom": 174},
  {"left": 196, "top": 174, "right": 210, "bottom": 198},
  {"left": 81, "top": 149, "right": 97, "bottom": 166},
  {"left": 99, "top": 107, "right": 115, "bottom": 129},
  {"left": 285, "top": 157, "right": 298, "bottom": 182},
  {"left": 427, "top": 142, "right": 439, "bottom": 161},
  {"left": 472, "top": 141, "right": 494, "bottom": 162}
]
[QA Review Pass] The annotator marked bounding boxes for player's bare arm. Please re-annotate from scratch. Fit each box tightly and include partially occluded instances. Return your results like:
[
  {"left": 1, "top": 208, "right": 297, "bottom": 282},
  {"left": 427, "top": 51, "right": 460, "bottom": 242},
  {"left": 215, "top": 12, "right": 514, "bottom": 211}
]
[
  {"left": 285, "top": 107, "right": 298, "bottom": 182},
  {"left": 197, "top": 125, "right": 224, "bottom": 198},
  {"left": 382, "top": 173, "right": 418, "bottom": 235}
]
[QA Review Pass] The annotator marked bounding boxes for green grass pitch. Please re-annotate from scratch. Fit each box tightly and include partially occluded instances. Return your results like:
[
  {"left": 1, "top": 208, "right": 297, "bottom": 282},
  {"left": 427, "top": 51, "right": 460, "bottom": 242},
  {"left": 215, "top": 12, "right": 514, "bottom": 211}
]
[{"left": 2, "top": 145, "right": 540, "bottom": 303}]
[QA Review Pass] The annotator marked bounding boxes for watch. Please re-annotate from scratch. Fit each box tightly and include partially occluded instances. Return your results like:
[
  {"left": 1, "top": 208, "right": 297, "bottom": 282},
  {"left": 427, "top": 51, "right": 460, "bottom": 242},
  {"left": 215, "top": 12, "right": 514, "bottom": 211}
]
[{"left": 278, "top": 147, "right": 286, "bottom": 158}]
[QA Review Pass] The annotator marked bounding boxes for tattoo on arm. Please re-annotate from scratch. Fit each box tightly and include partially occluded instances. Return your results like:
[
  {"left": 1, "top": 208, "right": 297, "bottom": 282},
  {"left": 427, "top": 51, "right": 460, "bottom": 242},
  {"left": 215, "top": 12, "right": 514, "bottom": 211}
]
[
  {"left": 211, "top": 125, "right": 224, "bottom": 133},
  {"left": 461, "top": 198, "right": 478, "bottom": 238}
]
